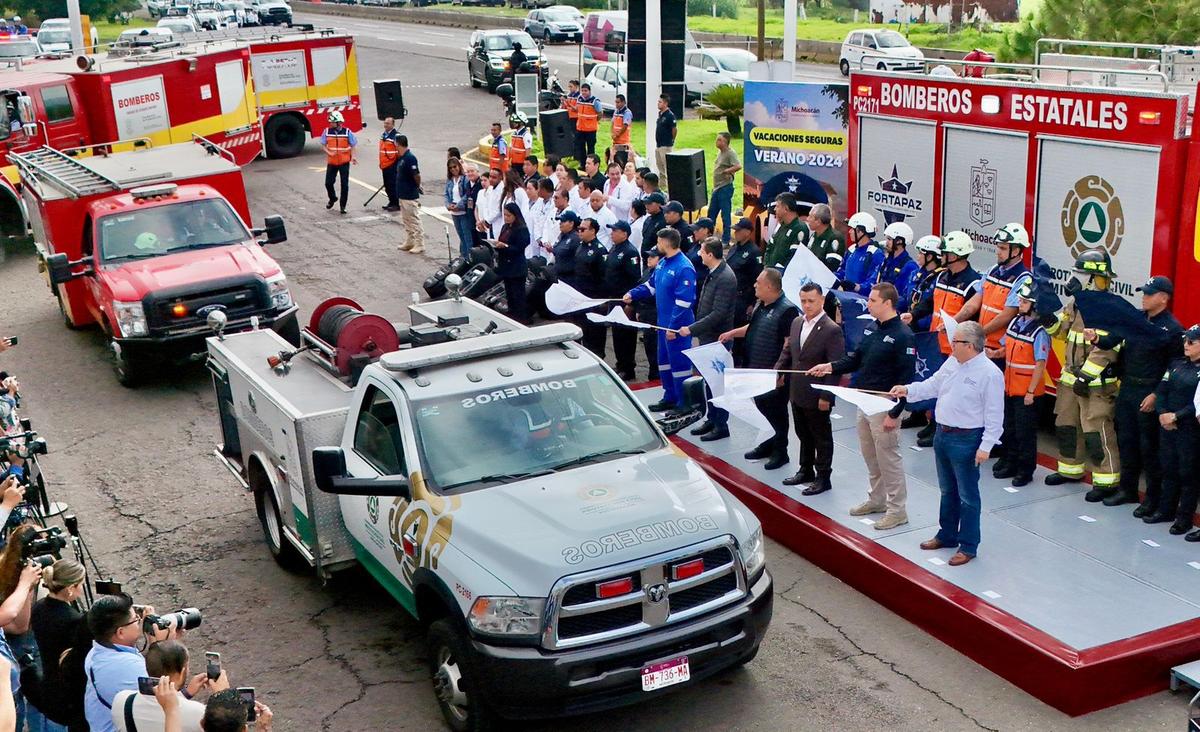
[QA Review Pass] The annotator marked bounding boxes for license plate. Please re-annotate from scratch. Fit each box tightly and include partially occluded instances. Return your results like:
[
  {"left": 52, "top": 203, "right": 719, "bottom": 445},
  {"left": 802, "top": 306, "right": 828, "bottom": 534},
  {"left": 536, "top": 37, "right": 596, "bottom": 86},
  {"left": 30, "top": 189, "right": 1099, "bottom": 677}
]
[{"left": 640, "top": 656, "right": 690, "bottom": 692}]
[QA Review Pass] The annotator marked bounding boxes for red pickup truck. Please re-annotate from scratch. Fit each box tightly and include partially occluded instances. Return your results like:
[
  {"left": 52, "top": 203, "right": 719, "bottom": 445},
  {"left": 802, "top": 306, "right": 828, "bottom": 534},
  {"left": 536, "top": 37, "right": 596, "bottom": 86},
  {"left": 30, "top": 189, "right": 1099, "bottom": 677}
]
[{"left": 16, "top": 139, "right": 298, "bottom": 386}]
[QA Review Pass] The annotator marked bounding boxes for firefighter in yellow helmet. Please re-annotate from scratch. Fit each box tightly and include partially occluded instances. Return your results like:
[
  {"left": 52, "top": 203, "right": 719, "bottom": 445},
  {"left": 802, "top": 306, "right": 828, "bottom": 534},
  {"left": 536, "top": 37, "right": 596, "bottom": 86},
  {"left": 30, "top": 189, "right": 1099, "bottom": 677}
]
[{"left": 1044, "top": 248, "right": 1121, "bottom": 497}]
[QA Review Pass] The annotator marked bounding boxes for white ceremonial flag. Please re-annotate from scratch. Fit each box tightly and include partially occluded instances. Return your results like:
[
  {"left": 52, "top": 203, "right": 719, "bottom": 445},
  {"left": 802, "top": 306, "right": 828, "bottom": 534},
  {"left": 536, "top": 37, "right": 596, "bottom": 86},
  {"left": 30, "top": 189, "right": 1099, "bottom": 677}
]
[
  {"left": 722, "top": 368, "right": 780, "bottom": 399},
  {"left": 545, "top": 282, "right": 615, "bottom": 314},
  {"left": 586, "top": 306, "right": 654, "bottom": 329},
  {"left": 812, "top": 384, "right": 898, "bottom": 416},
  {"left": 711, "top": 393, "right": 773, "bottom": 439},
  {"left": 684, "top": 343, "right": 735, "bottom": 397},
  {"left": 939, "top": 310, "right": 958, "bottom": 341},
  {"left": 781, "top": 241, "right": 838, "bottom": 302}
]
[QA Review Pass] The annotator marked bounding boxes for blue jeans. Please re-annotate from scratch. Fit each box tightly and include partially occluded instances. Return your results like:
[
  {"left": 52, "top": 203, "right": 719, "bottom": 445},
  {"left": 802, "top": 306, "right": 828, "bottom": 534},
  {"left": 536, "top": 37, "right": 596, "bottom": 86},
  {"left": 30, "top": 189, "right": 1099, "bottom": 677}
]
[
  {"left": 708, "top": 184, "right": 734, "bottom": 243},
  {"left": 452, "top": 213, "right": 475, "bottom": 258},
  {"left": 932, "top": 427, "right": 984, "bottom": 556}
]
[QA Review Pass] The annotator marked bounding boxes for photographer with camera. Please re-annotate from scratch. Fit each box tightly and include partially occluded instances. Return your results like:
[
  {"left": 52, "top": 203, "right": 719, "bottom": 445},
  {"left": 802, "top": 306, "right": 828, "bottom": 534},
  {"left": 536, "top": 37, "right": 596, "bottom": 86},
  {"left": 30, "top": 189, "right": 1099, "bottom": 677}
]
[
  {"left": 84, "top": 594, "right": 198, "bottom": 732},
  {"left": 0, "top": 523, "right": 45, "bottom": 728},
  {"left": 27, "top": 559, "right": 86, "bottom": 731},
  {"left": 0, "top": 477, "right": 26, "bottom": 543},
  {"left": 202, "top": 690, "right": 272, "bottom": 732},
  {"left": 112, "top": 640, "right": 226, "bottom": 732}
]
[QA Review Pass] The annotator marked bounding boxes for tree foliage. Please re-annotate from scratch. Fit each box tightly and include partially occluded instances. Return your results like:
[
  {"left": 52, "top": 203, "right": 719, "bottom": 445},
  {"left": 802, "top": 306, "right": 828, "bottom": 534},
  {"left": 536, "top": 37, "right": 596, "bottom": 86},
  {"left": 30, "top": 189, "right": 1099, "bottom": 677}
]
[
  {"left": 15, "top": 0, "right": 142, "bottom": 23},
  {"left": 1001, "top": 0, "right": 1200, "bottom": 62}
]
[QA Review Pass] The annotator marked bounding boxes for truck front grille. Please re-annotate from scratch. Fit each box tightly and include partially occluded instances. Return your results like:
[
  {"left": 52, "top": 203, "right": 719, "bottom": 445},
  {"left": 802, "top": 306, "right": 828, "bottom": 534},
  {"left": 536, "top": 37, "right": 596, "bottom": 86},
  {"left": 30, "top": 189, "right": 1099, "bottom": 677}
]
[
  {"left": 545, "top": 537, "right": 746, "bottom": 650},
  {"left": 147, "top": 281, "right": 267, "bottom": 330}
]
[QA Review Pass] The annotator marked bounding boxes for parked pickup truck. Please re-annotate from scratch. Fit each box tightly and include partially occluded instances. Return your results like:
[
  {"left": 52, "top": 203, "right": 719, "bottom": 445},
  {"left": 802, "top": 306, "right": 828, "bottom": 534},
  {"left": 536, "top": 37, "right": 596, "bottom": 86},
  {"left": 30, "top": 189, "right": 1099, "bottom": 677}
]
[
  {"left": 205, "top": 293, "right": 772, "bottom": 731},
  {"left": 19, "top": 139, "right": 297, "bottom": 386}
]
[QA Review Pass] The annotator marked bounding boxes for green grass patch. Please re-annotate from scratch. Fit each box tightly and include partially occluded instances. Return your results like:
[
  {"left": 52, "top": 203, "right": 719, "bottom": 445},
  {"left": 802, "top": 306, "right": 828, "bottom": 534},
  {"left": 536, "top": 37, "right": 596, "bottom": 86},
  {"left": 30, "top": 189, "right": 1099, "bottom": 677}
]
[{"left": 530, "top": 118, "right": 745, "bottom": 210}]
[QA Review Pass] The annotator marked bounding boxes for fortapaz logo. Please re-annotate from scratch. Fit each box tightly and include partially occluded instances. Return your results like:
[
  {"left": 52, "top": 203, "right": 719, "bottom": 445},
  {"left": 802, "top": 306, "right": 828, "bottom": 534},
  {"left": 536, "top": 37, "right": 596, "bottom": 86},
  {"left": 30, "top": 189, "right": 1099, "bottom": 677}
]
[
  {"left": 1061, "top": 175, "right": 1125, "bottom": 260},
  {"left": 867, "top": 164, "right": 923, "bottom": 225}
]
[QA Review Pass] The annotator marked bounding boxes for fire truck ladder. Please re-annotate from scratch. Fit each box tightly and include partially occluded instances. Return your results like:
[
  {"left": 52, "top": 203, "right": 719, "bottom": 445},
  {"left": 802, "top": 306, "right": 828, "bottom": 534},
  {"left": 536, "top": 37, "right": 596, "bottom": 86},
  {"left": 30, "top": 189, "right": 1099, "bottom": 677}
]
[{"left": 10, "top": 147, "right": 120, "bottom": 199}]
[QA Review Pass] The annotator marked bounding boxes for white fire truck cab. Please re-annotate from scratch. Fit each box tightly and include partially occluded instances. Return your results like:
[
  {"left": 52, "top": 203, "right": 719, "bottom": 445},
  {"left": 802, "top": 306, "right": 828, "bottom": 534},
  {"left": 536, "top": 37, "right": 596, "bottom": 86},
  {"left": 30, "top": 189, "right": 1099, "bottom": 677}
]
[{"left": 205, "top": 294, "right": 772, "bottom": 730}]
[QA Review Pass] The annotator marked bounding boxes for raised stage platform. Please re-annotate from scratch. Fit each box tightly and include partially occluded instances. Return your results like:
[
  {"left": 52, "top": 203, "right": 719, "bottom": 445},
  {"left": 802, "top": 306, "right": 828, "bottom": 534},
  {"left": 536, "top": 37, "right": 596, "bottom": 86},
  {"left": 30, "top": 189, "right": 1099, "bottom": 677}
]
[{"left": 632, "top": 387, "right": 1200, "bottom": 716}]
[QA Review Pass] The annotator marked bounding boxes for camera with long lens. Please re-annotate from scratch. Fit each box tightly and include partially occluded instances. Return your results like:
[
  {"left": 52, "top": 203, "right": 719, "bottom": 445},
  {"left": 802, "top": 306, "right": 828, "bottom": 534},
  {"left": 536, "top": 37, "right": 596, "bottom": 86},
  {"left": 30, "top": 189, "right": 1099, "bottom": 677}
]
[
  {"left": 141, "top": 607, "right": 202, "bottom": 634},
  {"left": 22, "top": 526, "right": 66, "bottom": 560}
]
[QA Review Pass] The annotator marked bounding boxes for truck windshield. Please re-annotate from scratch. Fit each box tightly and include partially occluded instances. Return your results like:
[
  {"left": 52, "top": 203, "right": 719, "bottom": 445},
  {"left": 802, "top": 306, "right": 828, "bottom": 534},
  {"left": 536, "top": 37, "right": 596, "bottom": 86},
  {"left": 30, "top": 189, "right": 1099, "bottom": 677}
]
[
  {"left": 36, "top": 29, "right": 70, "bottom": 45},
  {"left": 412, "top": 370, "right": 664, "bottom": 491},
  {"left": 98, "top": 199, "right": 251, "bottom": 263}
]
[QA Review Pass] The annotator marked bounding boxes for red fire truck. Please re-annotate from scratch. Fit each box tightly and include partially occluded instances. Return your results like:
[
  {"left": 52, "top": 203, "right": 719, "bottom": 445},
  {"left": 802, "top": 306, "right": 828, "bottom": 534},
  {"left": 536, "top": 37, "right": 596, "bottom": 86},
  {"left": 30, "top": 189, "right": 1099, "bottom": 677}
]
[
  {"left": 847, "top": 46, "right": 1200, "bottom": 371},
  {"left": 0, "top": 27, "right": 362, "bottom": 236},
  {"left": 18, "top": 138, "right": 298, "bottom": 386}
]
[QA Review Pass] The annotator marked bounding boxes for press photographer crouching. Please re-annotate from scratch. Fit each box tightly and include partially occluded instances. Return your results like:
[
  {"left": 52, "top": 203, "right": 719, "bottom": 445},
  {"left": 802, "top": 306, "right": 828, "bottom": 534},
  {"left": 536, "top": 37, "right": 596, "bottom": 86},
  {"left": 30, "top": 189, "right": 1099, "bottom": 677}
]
[
  {"left": 84, "top": 593, "right": 201, "bottom": 732},
  {"left": 112, "top": 640, "right": 230, "bottom": 732}
]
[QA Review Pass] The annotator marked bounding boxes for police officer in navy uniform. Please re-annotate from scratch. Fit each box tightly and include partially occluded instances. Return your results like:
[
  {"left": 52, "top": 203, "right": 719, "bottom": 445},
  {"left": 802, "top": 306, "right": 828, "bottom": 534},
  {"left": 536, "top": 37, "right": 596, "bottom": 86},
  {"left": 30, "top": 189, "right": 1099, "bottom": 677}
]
[
  {"left": 603, "top": 221, "right": 642, "bottom": 380},
  {"left": 576, "top": 217, "right": 609, "bottom": 355},
  {"left": 640, "top": 192, "right": 668, "bottom": 259},
  {"left": 1149, "top": 324, "right": 1200, "bottom": 540}
]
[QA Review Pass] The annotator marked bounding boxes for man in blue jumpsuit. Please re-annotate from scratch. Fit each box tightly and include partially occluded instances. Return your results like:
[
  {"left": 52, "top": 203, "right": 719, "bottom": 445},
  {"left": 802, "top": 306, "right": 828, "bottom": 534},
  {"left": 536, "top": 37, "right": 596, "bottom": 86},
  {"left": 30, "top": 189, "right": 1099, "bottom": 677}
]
[
  {"left": 836, "top": 211, "right": 885, "bottom": 296},
  {"left": 625, "top": 227, "right": 696, "bottom": 412}
]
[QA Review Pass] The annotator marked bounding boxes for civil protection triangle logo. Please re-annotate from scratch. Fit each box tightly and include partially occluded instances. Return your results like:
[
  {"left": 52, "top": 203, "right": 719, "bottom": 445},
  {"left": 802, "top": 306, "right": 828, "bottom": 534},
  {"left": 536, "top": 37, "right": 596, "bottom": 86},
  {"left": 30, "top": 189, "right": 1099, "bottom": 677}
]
[
  {"left": 1061, "top": 175, "right": 1124, "bottom": 259},
  {"left": 969, "top": 159, "right": 996, "bottom": 227}
]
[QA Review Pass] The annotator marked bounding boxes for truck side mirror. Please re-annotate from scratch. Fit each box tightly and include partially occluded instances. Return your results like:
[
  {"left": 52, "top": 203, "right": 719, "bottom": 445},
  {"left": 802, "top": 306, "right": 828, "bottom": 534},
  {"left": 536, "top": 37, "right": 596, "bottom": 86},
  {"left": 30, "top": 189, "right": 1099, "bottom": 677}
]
[
  {"left": 495, "top": 83, "right": 514, "bottom": 101},
  {"left": 261, "top": 215, "right": 286, "bottom": 244},
  {"left": 312, "top": 447, "right": 410, "bottom": 498},
  {"left": 46, "top": 253, "right": 77, "bottom": 284}
]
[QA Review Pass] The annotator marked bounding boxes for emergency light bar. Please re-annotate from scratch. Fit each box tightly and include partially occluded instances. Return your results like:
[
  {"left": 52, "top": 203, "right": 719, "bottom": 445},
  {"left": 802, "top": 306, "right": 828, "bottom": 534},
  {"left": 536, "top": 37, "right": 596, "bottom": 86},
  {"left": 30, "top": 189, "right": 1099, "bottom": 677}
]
[
  {"left": 380, "top": 322, "right": 582, "bottom": 373},
  {"left": 130, "top": 183, "right": 178, "bottom": 199}
]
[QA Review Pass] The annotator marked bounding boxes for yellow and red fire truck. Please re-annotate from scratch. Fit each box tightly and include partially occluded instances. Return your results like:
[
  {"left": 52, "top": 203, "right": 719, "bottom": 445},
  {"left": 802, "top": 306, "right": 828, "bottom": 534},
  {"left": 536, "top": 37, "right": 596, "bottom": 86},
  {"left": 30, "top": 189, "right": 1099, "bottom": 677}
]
[
  {"left": 0, "top": 26, "right": 361, "bottom": 236},
  {"left": 847, "top": 43, "right": 1200, "bottom": 378}
]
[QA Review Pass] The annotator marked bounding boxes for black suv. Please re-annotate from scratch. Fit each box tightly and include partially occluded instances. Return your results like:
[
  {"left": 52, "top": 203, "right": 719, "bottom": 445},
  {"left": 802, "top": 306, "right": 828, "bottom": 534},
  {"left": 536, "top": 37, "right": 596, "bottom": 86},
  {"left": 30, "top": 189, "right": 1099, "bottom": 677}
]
[{"left": 467, "top": 29, "right": 548, "bottom": 93}]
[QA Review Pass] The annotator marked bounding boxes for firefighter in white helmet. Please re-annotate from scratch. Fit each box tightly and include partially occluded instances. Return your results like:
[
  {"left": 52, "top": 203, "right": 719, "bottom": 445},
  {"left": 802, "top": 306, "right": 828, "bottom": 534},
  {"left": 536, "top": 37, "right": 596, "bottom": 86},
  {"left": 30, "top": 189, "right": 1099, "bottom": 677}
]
[
  {"left": 321, "top": 109, "right": 357, "bottom": 214},
  {"left": 877, "top": 222, "right": 920, "bottom": 311},
  {"left": 835, "top": 211, "right": 884, "bottom": 295}
]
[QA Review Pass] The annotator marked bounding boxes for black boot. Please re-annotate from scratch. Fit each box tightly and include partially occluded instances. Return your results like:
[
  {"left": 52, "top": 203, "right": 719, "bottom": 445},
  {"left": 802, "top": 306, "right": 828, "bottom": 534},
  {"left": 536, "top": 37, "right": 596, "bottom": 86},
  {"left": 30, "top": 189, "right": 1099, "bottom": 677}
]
[
  {"left": 700, "top": 427, "right": 730, "bottom": 442},
  {"left": 1011, "top": 475, "right": 1032, "bottom": 487},
  {"left": 782, "top": 468, "right": 816, "bottom": 486},
  {"left": 1170, "top": 519, "right": 1193, "bottom": 536},
  {"left": 803, "top": 476, "right": 833, "bottom": 495},
  {"left": 916, "top": 420, "right": 936, "bottom": 447},
  {"left": 763, "top": 453, "right": 790, "bottom": 471},
  {"left": 1102, "top": 491, "right": 1138, "bottom": 507},
  {"left": 690, "top": 420, "right": 714, "bottom": 436},
  {"left": 648, "top": 400, "right": 675, "bottom": 413},
  {"left": 1143, "top": 511, "right": 1174, "bottom": 524},
  {"left": 1084, "top": 487, "right": 1115, "bottom": 503},
  {"left": 993, "top": 462, "right": 1016, "bottom": 480},
  {"left": 900, "top": 412, "right": 928, "bottom": 429},
  {"left": 1132, "top": 502, "right": 1154, "bottom": 519},
  {"left": 744, "top": 443, "right": 772, "bottom": 461},
  {"left": 1187, "top": 529, "right": 1200, "bottom": 542},
  {"left": 1045, "top": 472, "right": 1082, "bottom": 486}
]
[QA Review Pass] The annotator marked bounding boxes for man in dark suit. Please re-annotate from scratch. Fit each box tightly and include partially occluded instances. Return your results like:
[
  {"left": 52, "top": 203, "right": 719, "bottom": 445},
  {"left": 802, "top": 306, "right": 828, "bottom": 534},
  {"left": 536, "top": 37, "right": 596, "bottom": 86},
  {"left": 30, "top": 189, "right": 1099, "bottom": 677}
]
[
  {"left": 680, "top": 237, "right": 739, "bottom": 441},
  {"left": 776, "top": 282, "right": 845, "bottom": 494}
]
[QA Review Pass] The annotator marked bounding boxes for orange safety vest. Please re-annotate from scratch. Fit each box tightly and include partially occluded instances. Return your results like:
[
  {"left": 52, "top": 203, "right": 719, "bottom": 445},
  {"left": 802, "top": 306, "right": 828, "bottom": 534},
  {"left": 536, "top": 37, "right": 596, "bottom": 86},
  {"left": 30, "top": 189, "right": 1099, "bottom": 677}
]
[
  {"left": 576, "top": 96, "right": 599, "bottom": 133},
  {"left": 979, "top": 264, "right": 1028, "bottom": 350},
  {"left": 378, "top": 133, "right": 399, "bottom": 170},
  {"left": 489, "top": 136, "right": 509, "bottom": 173},
  {"left": 929, "top": 269, "right": 977, "bottom": 354},
  {"left": 564, "top": 92, "right": 579, "bottom": 120},
  {"left": 612, "top": 108, "right": 631, "bottom": 145},
  {"left": 326, "top": 128, "right": 352, "bottom": 166},
  {"left": 510, "top": 129, "right": 529, "bottom": 166},
  {"left": 1003, "top": 319, "right": 1046, "bottom": 397}
]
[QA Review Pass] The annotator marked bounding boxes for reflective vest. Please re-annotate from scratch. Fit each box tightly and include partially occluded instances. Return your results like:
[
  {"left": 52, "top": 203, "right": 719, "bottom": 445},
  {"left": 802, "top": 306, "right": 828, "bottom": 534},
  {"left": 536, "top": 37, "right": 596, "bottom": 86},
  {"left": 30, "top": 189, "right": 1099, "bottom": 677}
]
[
  {"left": 1051, "top": 305, "right": 1121, "bottom": 388},
  {"left": 612, "top": 108, "right": 631, "bottom": 145},
  {"left": 564, "top": 91, "right": 580, "bottom": 120},
  {"left": 489, "top": 136, "right": 509, "bottom": 173},
  {"left": 326, "top": 128, "right": 352, "bottom": 166},
  {"left": 378, "top": 132, "right": 399, "bottom": 170},
  {"left": 510, "top": 128, "right": 529, "bottom": 166},
  {"left": 1003, "top": 318, "right": 1046, "bottom": 398},
  {"left": 576, "top": 96, "right": 599, "bottom": 133},
  {"left": 929, "top": 267, "right": 979, "bottom": 354},
  {"left": 980, "top": 263, "right": 1029, "bottom": 350}
]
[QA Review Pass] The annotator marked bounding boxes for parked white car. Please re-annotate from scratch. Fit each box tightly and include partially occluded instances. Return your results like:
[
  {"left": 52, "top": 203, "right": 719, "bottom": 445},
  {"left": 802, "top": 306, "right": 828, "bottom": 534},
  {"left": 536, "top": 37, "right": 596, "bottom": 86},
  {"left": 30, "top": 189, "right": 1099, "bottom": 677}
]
[
  {"left": 684, "top": 47, "right": 754, "bottom": 99},
  {"left": 839, "top": 28, "right": 924, "bottom": 75},
  {"left": 116, "top": 26, "right": 175, "bottom": 47},
  {"left": 157, "top": 16, "right": 198, "bottom": 34},
  {"left": 34, "top": 19, "right": 99, "bottom": 52},
  {"left": 582, "top": 61, "right": 625, "bottom": 112}
]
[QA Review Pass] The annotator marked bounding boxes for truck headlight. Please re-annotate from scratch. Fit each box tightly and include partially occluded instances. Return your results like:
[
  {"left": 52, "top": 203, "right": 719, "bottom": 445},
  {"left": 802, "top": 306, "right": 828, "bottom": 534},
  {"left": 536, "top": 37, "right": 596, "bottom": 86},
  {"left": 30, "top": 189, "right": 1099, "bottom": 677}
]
[
  {"left": 740, "top": 526, "right": 766, "bottom": 582},
  {"left": 468, "top": 596, "right": 545, "bottom": 638},
  {"left": 113, "top": 301, "right": 148, "bottom": 338},
  {"left": 266, "top": 273, "right": 292, "bottom": 310}
]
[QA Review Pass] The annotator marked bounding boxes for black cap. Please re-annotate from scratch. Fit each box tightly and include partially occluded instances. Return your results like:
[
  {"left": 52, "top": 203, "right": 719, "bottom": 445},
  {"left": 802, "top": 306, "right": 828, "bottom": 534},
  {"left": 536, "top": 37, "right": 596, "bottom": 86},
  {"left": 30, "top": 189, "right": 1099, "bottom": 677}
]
[
  {"left": 733, "top": 218, "right": 754, "bottom": 232},
  {"left": 1185, "top": 324, "right": 1200, "bottom": 342},
  {"left": 557, "top": 210, "right": 579, "bottom": 223},
  {"left": 646, "top": 192, "right": 666, "bottom": 205},
  {"left": 691, "top": 217, "right": 714, "bottom": 232},
  {"left": 664, "top": 201, "right": 685, "bottom": 214},
  {"left": 608, "top": 220, "right": 631, "bottom": 234},
  {"left": 1137, "top": 275, "right": 1174, "bottom": 295}
]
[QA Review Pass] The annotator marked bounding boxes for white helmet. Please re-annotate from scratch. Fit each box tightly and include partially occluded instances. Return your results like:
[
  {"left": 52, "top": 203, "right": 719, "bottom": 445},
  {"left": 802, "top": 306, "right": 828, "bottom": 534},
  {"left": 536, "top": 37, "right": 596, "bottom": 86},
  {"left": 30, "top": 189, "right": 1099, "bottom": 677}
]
[
  {"left": 915, "top": 235, "right": 943, "bottom": 255},
  {"left": 941, "top": 230, "right": 974, "bottom": 257},
  {"left": 848, "top": 211, "right": 877, "bottom": 235},
  {"left": 994, "top": 222, "right": 1030, "bottom": 249},
  {"left": 883, "top": 221, "right": 913, "bottom": 246},
  {"left": 12, "top": 16, "right": 19, "bottom": 22},
  {"left": 326, "top": 110, "right": 344, "bottom": 124}
]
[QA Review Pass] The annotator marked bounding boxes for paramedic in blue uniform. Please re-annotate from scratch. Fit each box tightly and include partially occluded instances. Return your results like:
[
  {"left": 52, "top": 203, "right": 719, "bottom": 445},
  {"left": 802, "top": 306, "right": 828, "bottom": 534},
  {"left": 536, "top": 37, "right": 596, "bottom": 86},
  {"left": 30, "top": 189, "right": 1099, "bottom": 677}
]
[{"left": 625, "top": 227, "right": 696, "bottom": 413}]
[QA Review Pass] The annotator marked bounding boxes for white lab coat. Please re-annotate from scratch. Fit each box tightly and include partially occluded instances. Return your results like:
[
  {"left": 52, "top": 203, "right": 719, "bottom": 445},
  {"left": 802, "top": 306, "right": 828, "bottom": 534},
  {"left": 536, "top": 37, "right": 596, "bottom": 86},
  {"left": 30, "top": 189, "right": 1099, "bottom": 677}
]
[
  {"left": 602, "top": 176, "right": 639, "bottom": 222},
  {"left": 526, "top": 195, "right": 553, "bottom": 259},
  {"left": 475, "top": 183, "right": 501, "bottom": 238}
]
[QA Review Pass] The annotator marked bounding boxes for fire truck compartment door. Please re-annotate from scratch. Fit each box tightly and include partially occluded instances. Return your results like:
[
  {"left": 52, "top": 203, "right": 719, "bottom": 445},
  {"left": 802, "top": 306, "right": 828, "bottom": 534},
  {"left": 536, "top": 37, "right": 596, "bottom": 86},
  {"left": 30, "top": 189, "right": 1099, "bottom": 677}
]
[
  {"left": 310, "top": 46, "right": 350, "bottom": 106},
  {"left": 1034, "top": 137, "right": 1160, "bottom": 303},
  {"left": 216, "top": 60, "right": 257, "bottom": 132},
  {"left": 111, "top": 75, "right": 171, "bottom": 144},
  {"left": 856, "top": 115, "right": 934, "bottom": 239},
  {"left": 941, "top": 125, "right": 1029, "bottom": 271},
  {"left": 250, "top": 49, "right": 309, "bottom": 110}
]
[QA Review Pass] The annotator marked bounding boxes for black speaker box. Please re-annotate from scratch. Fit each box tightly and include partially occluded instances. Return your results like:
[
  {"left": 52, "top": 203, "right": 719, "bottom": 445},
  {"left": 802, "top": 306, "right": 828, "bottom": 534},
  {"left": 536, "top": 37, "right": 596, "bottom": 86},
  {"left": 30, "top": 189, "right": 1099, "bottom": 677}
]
[
  {"left": 666, "top": 149, "right": 707, "bottom": 212},
  {"left": 374, "top": 79, "right": 406, "bottom": 120},
  {"left": 539, "top": 109, "right": 575, "bottom": 160}
]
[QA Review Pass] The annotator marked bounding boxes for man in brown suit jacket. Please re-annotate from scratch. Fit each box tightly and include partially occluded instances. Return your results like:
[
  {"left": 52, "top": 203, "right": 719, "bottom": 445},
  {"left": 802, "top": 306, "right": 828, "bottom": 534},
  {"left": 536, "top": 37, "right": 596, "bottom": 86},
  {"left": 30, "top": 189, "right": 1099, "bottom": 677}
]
[{"left": 775, "top": 282, "right": 845, "bottom": 494}]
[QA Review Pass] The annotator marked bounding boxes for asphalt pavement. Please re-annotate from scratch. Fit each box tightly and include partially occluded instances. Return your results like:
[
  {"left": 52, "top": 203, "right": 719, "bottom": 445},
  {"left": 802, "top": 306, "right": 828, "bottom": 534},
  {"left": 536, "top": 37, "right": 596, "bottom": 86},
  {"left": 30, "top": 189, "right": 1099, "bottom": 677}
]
[{"left": 0, "top": 15, "right": 1185, "bottom": 731}]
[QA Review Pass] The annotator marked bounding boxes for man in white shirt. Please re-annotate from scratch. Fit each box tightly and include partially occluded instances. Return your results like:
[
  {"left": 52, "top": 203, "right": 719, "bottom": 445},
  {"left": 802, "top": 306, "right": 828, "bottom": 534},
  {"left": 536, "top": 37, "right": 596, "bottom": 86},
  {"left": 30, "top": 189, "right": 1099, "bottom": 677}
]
[
  {"left": 602, "top": 162, "right": 637, "bottom": 222},
  {"left": 474, "top": 168, "right": 503, "bottom": 238},
  {"left": 571, "top": 179, "right": 596, "bottom": 219},
  {"left": 526, "top": 178, "right": 555, "bottom": 259},
  {"left": 890, "top": 320, "right": 1004, "bottom": 566},
  {"left": 585, "top": 190, "right": 617, "bottom": 249},
  {"left": 112, "top": 641, "right": 226, "bottom": 732}
]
